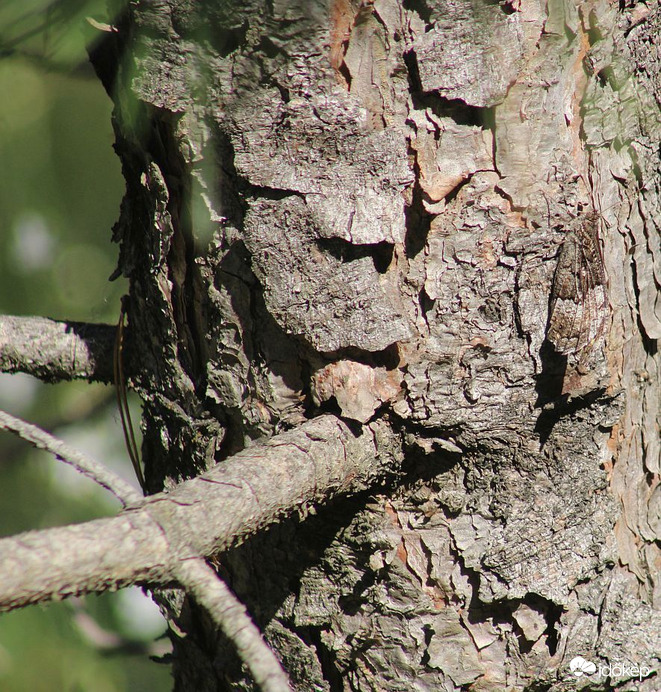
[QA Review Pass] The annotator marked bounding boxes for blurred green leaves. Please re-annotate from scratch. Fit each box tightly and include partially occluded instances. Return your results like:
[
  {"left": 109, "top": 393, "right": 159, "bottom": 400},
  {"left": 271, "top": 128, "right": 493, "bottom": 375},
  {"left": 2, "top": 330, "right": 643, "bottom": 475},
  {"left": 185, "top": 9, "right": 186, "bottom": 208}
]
[
  {"left": 0, "top": 0, "right": 127, "bottom": 320},
  {"left": 0, "top": 57, "right": 125, "bottom": 319},
  {"left": 0, "top": 2, "right": 169, "bottom": 690},
  {"left": 0, "top": 0, "right": 115, "bottom": 69}
]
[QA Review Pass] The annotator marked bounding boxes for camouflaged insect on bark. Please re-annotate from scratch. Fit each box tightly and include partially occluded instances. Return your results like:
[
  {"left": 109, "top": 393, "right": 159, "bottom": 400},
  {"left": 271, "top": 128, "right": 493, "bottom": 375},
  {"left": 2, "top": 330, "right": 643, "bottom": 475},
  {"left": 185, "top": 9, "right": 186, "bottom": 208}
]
[{"left": 547, "top": 212, "right": 609, "bottom": 357}]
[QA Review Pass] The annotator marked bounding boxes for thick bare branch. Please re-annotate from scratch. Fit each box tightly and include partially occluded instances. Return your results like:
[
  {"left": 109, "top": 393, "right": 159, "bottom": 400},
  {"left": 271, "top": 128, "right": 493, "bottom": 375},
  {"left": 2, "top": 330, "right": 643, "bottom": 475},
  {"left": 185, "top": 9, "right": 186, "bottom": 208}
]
[
  {"left": 0, "top": 415, "right": 400, "bottom": 612},
  {"left": 0, "top": 315, "right": 117, "bottom": 383},
  {"left": 0, "top": 409, "right": 142, "bottom": 507},
  {"left": 175, "top": 559, "right": 292, "bottom": 692}
]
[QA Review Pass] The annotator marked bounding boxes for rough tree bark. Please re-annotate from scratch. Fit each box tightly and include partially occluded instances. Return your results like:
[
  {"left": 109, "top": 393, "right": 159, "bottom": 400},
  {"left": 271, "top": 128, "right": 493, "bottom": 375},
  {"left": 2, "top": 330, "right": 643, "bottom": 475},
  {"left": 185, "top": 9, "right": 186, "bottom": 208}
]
[{"left": 1, "top": 0, "right": 660, "bottom": 689}]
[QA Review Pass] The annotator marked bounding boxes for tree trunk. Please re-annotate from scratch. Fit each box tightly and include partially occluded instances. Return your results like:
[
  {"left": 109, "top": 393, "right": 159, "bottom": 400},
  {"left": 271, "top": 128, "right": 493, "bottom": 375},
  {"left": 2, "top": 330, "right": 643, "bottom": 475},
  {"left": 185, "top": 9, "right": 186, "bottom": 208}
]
[{"left": 89, "top": 0, "right": 661, "bottom": 688}]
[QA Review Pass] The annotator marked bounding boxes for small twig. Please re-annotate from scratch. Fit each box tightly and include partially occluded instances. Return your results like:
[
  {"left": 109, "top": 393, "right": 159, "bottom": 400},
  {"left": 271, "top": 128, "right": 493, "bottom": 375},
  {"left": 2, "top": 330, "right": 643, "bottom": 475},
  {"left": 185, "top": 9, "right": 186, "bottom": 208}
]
[
  {"left": 0, "top": 409, "right": 142, "bottom": 507},
  {"left": 175, "top": 558, "right": 292, "bottom": 692}
]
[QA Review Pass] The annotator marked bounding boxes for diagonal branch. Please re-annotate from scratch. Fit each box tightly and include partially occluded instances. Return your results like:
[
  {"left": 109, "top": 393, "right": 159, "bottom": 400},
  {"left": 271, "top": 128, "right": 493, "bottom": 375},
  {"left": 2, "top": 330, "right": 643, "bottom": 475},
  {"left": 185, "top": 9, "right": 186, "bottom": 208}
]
[
  {"left": 0, "top": 314, "right": 119, "bottom": 383},
  {"left": 0, "top": 409, "right": 142, "bottom": 506},
  {"left": 0, "top": 415, "right": 401, "bottom": 612},
  {"left": 175, "top": 558, "right": 292, "bottom": 692}
]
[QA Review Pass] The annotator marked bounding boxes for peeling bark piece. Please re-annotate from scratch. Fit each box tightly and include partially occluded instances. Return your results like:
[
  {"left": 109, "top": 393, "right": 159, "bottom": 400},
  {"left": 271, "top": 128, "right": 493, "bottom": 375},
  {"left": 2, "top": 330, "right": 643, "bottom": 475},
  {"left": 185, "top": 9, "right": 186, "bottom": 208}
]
[
  {"left": 629, "top": 208, "right": 661, "bottom": 340},
  {"left": 229, "top": 92, "right": 413, "bottom": 244},
  {"left": 311, "top": 360, "right": 402, "bottom": 422},
  {"left": 341, "top": 1, "right": 409, "bottom": 127},
  {"left": 426, "top": 611, "right": 484, "bottom": 685},
  {"left": 512, "top": 603, "right": 547, "bottom": 643},
  {"left": 409, "top": 110, "right": 494, "bottom": 204},
  {"left": 411, "top": 0, "right": 524, "bottom": 107},
  {"left": 243, "top": 196, "right": 411, "bottom": 352}
]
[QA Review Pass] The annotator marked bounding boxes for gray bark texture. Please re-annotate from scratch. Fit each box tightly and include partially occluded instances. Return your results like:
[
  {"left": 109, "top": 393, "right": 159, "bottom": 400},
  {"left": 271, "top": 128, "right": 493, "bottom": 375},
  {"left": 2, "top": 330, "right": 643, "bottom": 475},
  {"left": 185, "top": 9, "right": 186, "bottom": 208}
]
[
  {"left": 0, "top": 315, "right": 117, "bottom": 383},
  {"left": 11, "top": 0, "right": 659, "bottom": 689}
]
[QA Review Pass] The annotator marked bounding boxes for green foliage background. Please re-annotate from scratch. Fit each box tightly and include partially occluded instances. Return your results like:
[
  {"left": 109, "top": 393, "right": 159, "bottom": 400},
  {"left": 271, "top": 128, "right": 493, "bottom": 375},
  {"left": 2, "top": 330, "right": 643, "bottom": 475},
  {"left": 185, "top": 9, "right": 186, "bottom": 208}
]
[{"left": 0, "top": 2, "right": 170, "bottom": 689}]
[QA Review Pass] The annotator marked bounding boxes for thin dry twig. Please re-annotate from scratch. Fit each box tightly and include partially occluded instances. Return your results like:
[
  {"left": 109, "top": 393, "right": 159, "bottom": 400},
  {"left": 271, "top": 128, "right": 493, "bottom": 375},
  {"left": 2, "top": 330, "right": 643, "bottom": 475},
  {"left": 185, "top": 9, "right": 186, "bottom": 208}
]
[
  {"left": 114, "top": 297, "right": 144, "bottom": 489},
  {"left": 0, "top": 408, "right": 142, "bottom": 506}
]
